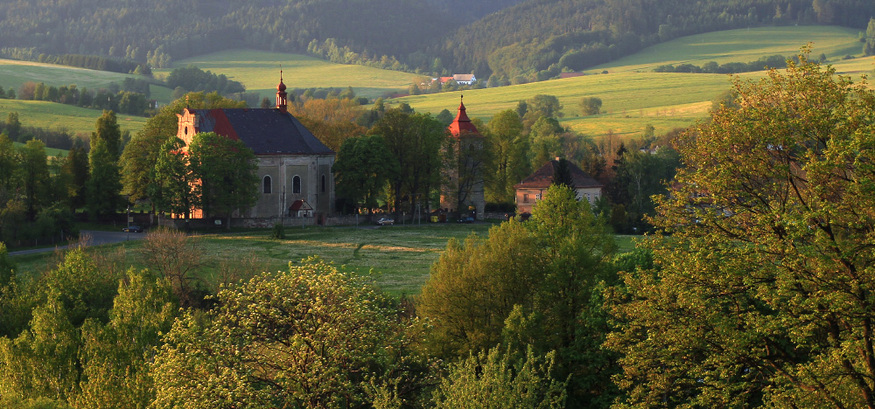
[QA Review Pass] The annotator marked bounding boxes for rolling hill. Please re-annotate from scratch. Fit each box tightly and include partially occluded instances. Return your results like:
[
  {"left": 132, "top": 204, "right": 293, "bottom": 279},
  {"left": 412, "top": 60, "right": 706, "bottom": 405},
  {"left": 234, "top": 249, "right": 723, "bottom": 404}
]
[{"left": 397, "top": 26, "right": 873, "bottom": 138}]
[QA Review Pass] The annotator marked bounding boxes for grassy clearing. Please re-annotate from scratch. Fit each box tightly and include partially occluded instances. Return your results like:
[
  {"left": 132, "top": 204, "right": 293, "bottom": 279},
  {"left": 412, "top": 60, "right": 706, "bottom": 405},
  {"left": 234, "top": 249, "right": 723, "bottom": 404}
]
[
  {"left": 155, "top": 49, "right": 421, "bottom": 101},
  {"left": 12, "top": 141, "right": 68, "bottom": 157},
  {"left": 11, "top": 224, "right": 641, "bottom": 296},
  {"left": 0, "top": 59, "right": 146, "bottom": 92},
  {"left": 0, "top": 99, "right": 147, "bottom": 137}
]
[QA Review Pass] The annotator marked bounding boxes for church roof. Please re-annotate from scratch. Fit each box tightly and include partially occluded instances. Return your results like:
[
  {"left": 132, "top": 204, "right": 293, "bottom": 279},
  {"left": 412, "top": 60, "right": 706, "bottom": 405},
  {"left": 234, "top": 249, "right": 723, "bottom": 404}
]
[
  {"left": 447, "top": 97, "right": 481, "bottom": 138},
  {"left": 515, "top": 159, "right": 602, "bottom": 190},
  {"left": 185, "top": 108, "right": 333, "bottom": 156}
]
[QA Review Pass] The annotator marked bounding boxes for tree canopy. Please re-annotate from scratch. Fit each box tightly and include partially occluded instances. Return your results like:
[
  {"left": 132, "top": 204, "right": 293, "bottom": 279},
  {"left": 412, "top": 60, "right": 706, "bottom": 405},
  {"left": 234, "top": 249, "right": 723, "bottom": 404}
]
[{"left": 608, "top": 52, "right": 875, "bottom": 408}]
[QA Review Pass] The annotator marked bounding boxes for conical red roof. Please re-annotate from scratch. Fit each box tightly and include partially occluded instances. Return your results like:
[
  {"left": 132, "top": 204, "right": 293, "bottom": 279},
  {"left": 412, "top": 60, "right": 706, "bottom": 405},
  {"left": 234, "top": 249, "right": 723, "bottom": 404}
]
[{"left": 448, "top": 96, "right": 481, "bottom": 138}]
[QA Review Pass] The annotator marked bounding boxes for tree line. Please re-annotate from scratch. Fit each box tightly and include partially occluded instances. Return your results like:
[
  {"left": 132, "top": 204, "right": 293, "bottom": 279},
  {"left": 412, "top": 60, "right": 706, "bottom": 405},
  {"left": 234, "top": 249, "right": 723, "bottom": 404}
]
[{"left": 1, "top": 0, "right": 874, "bottom": 85}]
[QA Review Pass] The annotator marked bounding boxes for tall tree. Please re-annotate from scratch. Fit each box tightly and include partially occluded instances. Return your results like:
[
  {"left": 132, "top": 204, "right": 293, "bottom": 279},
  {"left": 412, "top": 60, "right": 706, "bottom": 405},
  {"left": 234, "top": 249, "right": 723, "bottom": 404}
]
[
  {"left": 369, "top": 108, "right": 445, "bottom": 220},
  {"left": 92, "top": 110, "right": 121, "bottom": 160},
  {"left": 187, "top": 132, "right": 258, "bottom": 226},
  {"left": 608, "top": 52, "right": 875, "bottom": 408},
  {"left": 18, "top": 139, "right": 50, "bottom": 221},
  {"left": 150, "top": 137, "right": 194, "bottom": 221},
  {"left": 484, "top": 109, "right": 528, "bottom": 204},
  {"left": 332, "top": 134, "right": 397, "bottom": 214},
  {"left": 86, "top": 136, "right": 123, "bottom": 220}
]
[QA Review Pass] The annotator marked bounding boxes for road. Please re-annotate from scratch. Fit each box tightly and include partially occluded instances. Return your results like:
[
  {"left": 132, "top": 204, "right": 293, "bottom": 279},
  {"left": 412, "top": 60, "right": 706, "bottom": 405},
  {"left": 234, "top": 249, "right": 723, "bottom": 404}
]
[{"left": 8, "top": 229, "right": 146, "bottom": 256}]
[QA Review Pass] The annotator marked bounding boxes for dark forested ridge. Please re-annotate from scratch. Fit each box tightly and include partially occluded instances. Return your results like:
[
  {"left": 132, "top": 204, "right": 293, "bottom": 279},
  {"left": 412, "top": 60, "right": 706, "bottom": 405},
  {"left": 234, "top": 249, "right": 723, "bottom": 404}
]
[
  {"left": 434, "top": 0, "right": 875, "bottom": 81},
  {"left": 0, "top": 0, "right": 872, "bottom": 81}
]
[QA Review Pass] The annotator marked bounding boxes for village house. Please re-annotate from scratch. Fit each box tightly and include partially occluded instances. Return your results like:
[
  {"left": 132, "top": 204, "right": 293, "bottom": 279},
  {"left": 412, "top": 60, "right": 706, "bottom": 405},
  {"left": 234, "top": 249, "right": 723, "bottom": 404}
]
[
  {"left": 514, "top": 159, "right": 603, "bottom": 214},
  {"left": 434, "top": 73, "right": 477, "bottom": 86},
  {"left": 176, "top": 74, "right": 335, "bottom": 223}
]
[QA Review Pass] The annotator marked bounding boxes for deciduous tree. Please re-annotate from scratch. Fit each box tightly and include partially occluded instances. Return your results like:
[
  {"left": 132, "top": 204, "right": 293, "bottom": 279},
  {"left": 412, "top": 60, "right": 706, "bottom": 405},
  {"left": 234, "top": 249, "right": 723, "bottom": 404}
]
[
  {"left": 608, "top": 51, "right": 875, "bottom": 408},
  {"left": 187, "top": 132, "right": 258, "bottom": 225}
]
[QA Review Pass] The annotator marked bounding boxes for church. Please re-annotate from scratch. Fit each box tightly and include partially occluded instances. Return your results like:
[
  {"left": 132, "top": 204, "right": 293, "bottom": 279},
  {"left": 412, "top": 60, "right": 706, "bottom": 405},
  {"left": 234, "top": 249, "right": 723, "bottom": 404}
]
[{"left": 176, "top": 74, "right": 335, "bottom": 222}]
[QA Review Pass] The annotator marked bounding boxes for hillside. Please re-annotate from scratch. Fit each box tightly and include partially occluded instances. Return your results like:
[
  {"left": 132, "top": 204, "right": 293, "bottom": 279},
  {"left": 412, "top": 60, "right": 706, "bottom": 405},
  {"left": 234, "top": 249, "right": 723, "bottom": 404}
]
[
  {"left": 0, "top": 98, "right": 146, "bottom": 138},
  {"left": 159, "top": 50, "right": 421, "bottom": 101},
  {"left": 0, "top": 0, "right": 873, "bottom": 82},
  {"left": 399, "top": 26, "right": 872, "bottom": 138},
  {"left": 434, "top": 0, "right": 875, "bottom": 79}
]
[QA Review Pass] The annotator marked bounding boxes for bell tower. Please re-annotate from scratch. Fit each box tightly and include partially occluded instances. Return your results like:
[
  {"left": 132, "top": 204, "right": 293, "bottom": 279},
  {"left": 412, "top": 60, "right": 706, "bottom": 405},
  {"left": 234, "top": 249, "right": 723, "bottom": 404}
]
[{"left": 276, "top": 71, "right": 288, "bottom": 113}]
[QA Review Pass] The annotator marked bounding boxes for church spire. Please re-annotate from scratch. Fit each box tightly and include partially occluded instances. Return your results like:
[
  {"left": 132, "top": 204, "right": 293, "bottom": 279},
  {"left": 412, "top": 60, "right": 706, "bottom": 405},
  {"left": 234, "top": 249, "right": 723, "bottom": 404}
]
[{"left": 276, "top": 70, "right": 288, "bottom": 113}]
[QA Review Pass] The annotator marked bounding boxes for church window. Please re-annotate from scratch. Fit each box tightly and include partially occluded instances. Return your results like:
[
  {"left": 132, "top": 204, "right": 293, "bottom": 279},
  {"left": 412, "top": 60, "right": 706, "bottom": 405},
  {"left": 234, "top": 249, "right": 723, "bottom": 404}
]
[
  {"left": 263, "top": 176, "right": 272, "bottom": 194},
  {"left": 321, "top": 175, "right": 326, "bottom": 193},
  {"left": 293, "top": 175, "right": 301, "bottom": 194}
]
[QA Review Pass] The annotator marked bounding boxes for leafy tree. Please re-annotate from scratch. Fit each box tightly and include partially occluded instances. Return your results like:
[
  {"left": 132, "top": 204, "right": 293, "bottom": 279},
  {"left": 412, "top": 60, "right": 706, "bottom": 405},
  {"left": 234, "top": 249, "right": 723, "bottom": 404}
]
[
  {"left": 150, "top": 137, "right": 194, "bottom": 221},
  {"left": 332, "top": 134, "right": 397, "bottom": 214},
  {"left": 0, "top": 242, "right": 14, "bottom": 289},
  {"left": 74, "top": 269, "right": 176, "bottom": 409},
  {"left": 369, "top": 109, "right": 445, "bottom": 219},
  {"left": 120, "top": 92, "right": 246, "bottom": 207},
  {"left": 151, "top": 258, "right": 406, "bottom": 409},
  {"left": 18, "top": 140, "right": 50, "bottom": 221},
  {"left": 484, "top": 109, "right": 528, "bottom": 204},
  {"left": 60, "top": 142, "right": 89, "bottom": 210},
  {"left": 6, "top": 112, "right": 21, "bottom": 142},
  {"left": 579, "top": 96, "right": 602, "bottom": 116},
  {"left": 92, "top": 110, "right": 121, "bottom": 160},
  {"left": 608, "top": 52, "right": 875, "bottom": 408},
  {"left": 431, "top": 347, "right": 567, "bottom": 408},
  {"left": 0, "top": 134, "right": 18, "bottom": 193},
  {"left": 85, "top": 137, "right": 122, "bottom": 220},
  {"left": 187, "top": 132, "right": 259, "bottom": 225},
  {"left": 420, "top": 185, "right": 618, "bottom": 405},
  {"left": 866, "top": 17, "right": 875, "bottom": 55}
]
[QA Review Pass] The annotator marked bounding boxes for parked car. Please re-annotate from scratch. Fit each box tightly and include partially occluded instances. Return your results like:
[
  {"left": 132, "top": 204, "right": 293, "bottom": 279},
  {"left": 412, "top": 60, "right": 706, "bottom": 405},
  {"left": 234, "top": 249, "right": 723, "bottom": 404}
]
[
  {"left": 376, "top": 217, "right": 394, "bottom": 226},
  {"left": 457, "top": 216, "right": 475, "bottom": 223},
  {"left": 122, "top": 225, "right": 143, "bottom": 233}
]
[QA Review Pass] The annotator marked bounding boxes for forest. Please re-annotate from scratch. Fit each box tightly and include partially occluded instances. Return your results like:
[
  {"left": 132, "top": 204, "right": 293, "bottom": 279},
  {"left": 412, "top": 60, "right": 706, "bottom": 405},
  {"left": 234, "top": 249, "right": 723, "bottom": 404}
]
[{"left": 0, "top": 0, "right": 873, "bottom": 82}]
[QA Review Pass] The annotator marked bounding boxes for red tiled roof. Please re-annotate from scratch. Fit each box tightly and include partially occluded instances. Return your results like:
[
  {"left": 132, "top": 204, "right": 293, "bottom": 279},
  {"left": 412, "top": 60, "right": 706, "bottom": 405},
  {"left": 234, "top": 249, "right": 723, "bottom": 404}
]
[
  {"left": 515, "top": 159, "right": 602, "bottom": 189},
  {"left": 447, "top": 98, "right": 481, "bottom": 138}
]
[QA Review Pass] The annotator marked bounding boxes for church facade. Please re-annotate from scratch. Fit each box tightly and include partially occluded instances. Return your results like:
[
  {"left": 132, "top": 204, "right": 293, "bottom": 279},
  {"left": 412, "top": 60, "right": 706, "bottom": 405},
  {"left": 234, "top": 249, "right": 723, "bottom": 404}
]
[{"left": 176, "top": 75, "right": 335, "bottom": 221}]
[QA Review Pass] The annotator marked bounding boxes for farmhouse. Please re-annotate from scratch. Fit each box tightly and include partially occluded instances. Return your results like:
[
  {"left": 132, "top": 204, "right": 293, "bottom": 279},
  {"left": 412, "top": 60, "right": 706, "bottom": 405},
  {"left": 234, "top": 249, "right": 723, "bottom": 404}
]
[
  {"left": 434, "top": 74, "right": 477, "bottom": 86},
  {"left": 176, "top": 74, "right": 335, "bottom": 221},
  {"left": 514, "top": 159, "right": 602, "bottom": 214}
]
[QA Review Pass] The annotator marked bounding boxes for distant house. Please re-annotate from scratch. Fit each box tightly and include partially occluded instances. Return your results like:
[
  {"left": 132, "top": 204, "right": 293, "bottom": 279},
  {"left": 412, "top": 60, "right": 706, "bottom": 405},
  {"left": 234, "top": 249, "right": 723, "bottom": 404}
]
[
  {"left": 176, "top": 74, "right": 335, "bottom": 221},
  {"left": 514, "top": 159, "right": 602, "bottom": 214},
  {"left": 434, "top": 74, "right": 477, "bottom": 86}
]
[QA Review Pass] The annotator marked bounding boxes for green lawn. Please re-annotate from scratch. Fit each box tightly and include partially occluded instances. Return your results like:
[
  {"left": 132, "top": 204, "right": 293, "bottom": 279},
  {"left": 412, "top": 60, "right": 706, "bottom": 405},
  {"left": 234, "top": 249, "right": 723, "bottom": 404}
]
[
  {"left": 11, "top": 224, "right": 641, "bottom": 296},
  {"left": 156, "top": 49, "right": 422, "bottom": 101}
]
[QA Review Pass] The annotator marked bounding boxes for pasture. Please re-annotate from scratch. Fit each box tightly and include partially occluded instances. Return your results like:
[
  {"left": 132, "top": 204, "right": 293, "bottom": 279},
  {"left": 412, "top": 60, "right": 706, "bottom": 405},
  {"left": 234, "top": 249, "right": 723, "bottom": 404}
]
[
  {"left": 0, "top": 98, "right": 147, "bottom": 137},
  {"left": 10, "top": 224, "right": 639, "bottom": 296},
  {"left": 155, "top": 49, "right": 422, "bottom": 100},
  {"left": 396, "top": 25, "right": 870, "bottom": 138}
]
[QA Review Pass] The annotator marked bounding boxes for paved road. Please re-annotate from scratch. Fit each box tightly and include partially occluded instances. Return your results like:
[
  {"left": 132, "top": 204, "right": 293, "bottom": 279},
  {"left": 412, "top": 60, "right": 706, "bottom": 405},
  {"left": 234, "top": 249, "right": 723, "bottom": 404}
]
[{"left": 8, "top": 229, "right": 146, "bottom": 256}]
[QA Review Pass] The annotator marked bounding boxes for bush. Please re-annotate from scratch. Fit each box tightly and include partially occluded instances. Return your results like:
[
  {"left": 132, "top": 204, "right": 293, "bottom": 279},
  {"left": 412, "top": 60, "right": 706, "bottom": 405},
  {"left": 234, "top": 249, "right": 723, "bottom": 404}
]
[{"left": 271, "top": 222, "right": 285, "bottom": 239}]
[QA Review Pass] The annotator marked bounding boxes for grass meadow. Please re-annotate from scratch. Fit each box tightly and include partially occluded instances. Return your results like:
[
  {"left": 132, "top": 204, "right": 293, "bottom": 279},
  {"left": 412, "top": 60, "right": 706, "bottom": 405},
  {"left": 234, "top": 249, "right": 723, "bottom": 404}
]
[
  {"left": 155, "top": 49, "right": 422, "bottom": 101},
  {"left": 396, "top": 25, "right": 871, "bottom": 139},
  {"left": 10, "top": 224, "right": 639, "bottom": 297},
  {"left": 0, "top": 98, "right": 147, "bottom": 138}
]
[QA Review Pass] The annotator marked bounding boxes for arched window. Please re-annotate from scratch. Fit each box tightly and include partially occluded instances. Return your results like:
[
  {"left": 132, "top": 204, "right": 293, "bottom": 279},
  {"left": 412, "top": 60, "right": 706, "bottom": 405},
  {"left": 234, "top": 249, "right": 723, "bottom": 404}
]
[
  {"left": 263, "top": 176, "right": 272, "bottom": 194},
  {"left": 293, "top": 175, "right": 301, "bottom": 194},
  {"left": 321, "top": 175, "right": 326, "bottom": 193}
]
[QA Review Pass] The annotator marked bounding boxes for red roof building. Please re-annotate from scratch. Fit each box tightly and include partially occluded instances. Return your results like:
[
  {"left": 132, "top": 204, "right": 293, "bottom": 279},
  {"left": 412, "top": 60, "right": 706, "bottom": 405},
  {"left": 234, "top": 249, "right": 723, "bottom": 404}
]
[
  {"left": 514, "top": 159, "right": 603, "bottom": 214},
  {"left": 441, "top": 96, "right": 485, "bottom": 219}
]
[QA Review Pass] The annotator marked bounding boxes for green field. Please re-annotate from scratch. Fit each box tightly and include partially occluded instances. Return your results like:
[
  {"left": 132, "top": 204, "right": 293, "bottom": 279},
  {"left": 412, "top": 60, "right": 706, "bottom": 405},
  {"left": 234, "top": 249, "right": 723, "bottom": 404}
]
[
  {"left": 157, "top": 49, "right": 422, "bottom": 101},
  {"left": 396, "top": 25, "right": 871, "bottom": 138},
  {"left": 0, "top": 98, "right": 147, "bottom": 137},
  {"left": 12, "top": 141, "right": 69, "bottom": 157},
  {"left": 593, "top": 25, "right": 865, "bottom": 73},
  {"left": 10, "top": 225, "right": 639, "bottom": 296}
]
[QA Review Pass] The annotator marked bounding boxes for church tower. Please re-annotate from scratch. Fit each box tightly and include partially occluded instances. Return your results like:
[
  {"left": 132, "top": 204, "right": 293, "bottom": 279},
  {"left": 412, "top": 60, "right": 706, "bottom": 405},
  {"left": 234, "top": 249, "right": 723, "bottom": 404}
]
[
  {"left": 276, "top": 71, "right": 288, "bottom": 113},
  {"left": 442, "top": 96, "right": 485, "bottom": 219}
]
